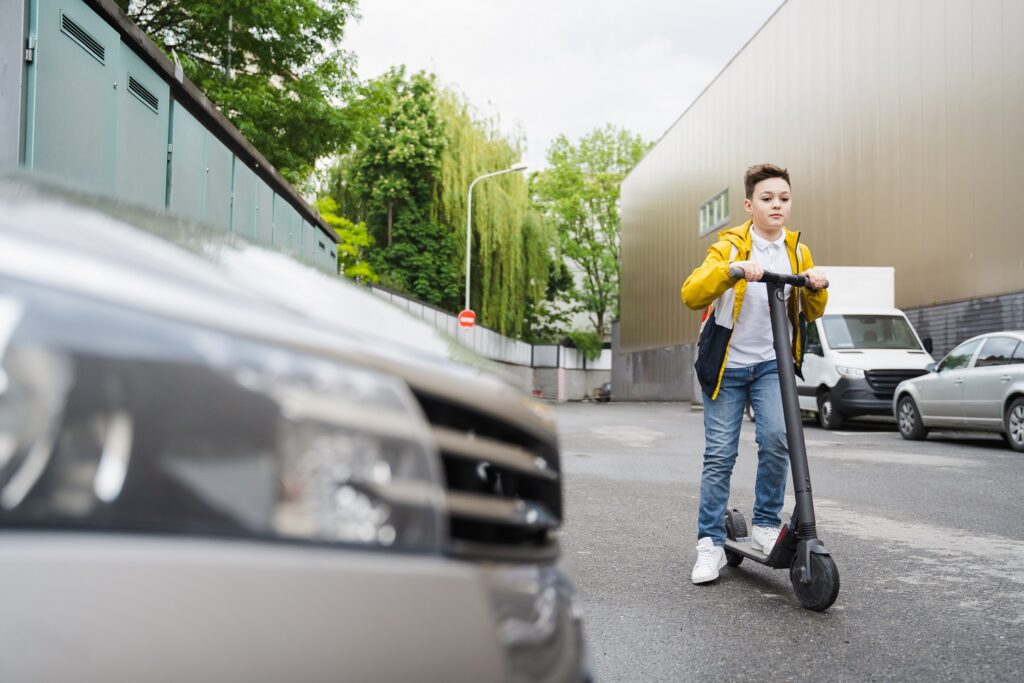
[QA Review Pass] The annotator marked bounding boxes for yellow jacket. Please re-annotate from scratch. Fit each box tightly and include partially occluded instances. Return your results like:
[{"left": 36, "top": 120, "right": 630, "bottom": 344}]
[{"left": 681, "top": 220, "right": 828, "bottom": 400}]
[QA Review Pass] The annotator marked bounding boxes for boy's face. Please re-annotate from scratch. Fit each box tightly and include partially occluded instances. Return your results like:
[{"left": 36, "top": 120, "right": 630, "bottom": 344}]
[{"left": 744, "top": 177, "right": 791, "bottom": 231}]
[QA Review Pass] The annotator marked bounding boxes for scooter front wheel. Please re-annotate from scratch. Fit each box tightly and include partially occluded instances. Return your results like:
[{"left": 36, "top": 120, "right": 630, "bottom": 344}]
[{"left": 790, "top": 553, "right": 840, "bottom": 611}]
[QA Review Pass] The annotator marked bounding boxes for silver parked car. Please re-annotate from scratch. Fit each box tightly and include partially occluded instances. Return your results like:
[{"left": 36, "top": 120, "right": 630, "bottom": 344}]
[
  {"left": 893, "top": 332, "right": 1024, "bottom": 451},
  {"left": 0, "top": 177, "right": 590, "bottom": 682}
]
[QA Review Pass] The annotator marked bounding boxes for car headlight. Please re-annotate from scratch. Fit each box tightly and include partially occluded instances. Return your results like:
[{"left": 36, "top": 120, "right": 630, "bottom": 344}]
[
  {"left": 0, "top": 283, "right": 446, "bottom": 553},
  {"left": 836, "top": 365, "right": 865, "bottom": 378}
]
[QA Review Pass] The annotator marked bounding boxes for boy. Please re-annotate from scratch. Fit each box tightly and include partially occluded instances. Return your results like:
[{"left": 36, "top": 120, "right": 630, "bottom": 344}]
[{"left": 681, "top": 164, "right": 828, "bottom": 584}]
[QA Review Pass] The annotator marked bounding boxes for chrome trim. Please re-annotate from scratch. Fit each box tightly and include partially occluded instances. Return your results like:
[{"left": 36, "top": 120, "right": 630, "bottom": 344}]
[
  {"left": 433, "top": 426, "right": 556, "bottom": 480},
  {"left": 1, "top": 433, "right": 57, "bottom": 510},
  {"left": 447, "top": 492, "right": 558, "bottom": 530},
  {"left": 448, "top": 538, "right": 560, "bottom": 564},
  {"left": 93, "top": 411, "right": 134, "bottom": 503}
]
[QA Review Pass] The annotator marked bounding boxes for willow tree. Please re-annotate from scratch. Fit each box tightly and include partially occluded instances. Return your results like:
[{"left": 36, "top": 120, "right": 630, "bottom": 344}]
[
  {"left": 435, "top": 90, "right": 555, "bottom": 337},
  {"left": 324, "top": 75, "right": 557, "bottom": 336}
]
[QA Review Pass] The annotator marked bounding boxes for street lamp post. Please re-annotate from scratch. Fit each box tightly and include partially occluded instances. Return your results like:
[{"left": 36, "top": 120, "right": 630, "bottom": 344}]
[{"left": 465, "top": 162, "right": 528, "bottom": 314}]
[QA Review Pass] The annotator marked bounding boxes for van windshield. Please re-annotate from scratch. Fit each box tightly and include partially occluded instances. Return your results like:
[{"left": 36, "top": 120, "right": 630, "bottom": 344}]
[{"left": 821, "top": 315, "right": 922, "bottom": 350}]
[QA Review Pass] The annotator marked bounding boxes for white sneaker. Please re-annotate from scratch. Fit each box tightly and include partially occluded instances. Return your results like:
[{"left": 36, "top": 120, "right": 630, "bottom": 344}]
[
  {"left": 751, "top": 525, "right": 780, "bottom": 556},
  {"left": 691, "top": 537, "right": 726, "bottom": 584}
]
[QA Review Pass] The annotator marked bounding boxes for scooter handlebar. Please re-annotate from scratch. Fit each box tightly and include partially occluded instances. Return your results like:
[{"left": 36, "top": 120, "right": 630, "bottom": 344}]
[{"left": 728, "top": 265, "right": 828, "bottom": 289}]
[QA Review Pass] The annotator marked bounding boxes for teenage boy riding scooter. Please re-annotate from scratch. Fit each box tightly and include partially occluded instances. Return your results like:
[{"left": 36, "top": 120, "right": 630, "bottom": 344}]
[{"left": 681, "top": 164, "right": 828, "bottom": 587}]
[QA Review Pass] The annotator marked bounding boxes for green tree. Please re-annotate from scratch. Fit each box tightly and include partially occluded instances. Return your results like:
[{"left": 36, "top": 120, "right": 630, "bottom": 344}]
[
  {"left": 351, "top": 69, "right": 445, "bottom": 248},
  {"left": 118, "top": 0, "right": 360, "bottom": 182},
  {"left": 523, "top": 257, "right": 578, "bottom": 344},
  {"left": 566, "top": 330, "right": 603, "bottom": 361},
  {"left": 345, "top": 69, "right": 459, "bottom": 307},
  {"left": 315, "top": 197, "right": 377, "bottom": 282},
  {"left": 326, "top": 75, "right": 559, "bottom": 336},
  {"left": 434, "top": 90, "right": 555, "bottom": 337},
  {"left": 532, "top": 125, "right": 650, "bottom": 337}
]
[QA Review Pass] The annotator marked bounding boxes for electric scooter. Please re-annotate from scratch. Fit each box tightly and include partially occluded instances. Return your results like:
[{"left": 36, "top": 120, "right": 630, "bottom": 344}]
[{"left": 723, "top": 266, "right": 840, "bottom": 612}]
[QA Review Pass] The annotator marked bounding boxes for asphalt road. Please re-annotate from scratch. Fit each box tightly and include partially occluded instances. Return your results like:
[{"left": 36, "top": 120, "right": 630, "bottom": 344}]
[{"left": 555, "top": 402, "right": 1024, "bottom": 683}]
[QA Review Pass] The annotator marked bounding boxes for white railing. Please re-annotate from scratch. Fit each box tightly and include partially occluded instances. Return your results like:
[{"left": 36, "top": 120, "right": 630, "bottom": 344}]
[
  {"left": 370, "top": 287, "right": 532, "bottom": 366},
  {"left": 370, "top": 286, "right": 609, "bottom": 369},
  {"left": 531, "top": 345, "right": 612, "bottom": 370}
]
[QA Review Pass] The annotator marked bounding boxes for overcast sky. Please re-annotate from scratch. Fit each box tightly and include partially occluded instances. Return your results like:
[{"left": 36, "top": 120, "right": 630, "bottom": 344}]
[{"left": 344, "top": 0, "right": 785, "bottom": 170}]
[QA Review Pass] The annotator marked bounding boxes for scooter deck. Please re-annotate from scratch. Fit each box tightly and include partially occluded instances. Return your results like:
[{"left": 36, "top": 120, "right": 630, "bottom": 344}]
[
  {"left": 723, "top": 538, "right": 769, "bottom": 563},
  {"left": 723, "top": 536, "right": 795, "bottom": 569}
]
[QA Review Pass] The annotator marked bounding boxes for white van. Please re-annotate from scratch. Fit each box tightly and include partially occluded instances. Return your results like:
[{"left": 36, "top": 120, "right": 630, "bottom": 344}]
[{"left": 798, "top": 267, "right": 935, "bottom": 429}]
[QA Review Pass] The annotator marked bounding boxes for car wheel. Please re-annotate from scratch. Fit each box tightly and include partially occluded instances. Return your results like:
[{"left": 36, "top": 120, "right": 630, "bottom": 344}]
[
  {"left": 1005, "top": 397, "right": 1024, "bottom": 453},
  {"left": 897, "top": 395, "right": 929, "bottom": 440},
  {"left": 817, "top": 391, "right": 844, "bottom": 430}
]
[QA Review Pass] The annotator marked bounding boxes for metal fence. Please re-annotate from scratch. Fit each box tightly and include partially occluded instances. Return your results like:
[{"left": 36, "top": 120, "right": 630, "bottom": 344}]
[{"left": 370, "top": 286, "right": 611, "bottom": 369}]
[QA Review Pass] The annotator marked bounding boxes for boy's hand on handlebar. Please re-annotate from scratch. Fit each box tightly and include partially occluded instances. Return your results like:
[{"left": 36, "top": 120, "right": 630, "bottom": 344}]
[
  {"left": 730, "top": 261, "right": 764, "bottom": 282},
  {"left": 801, "top": 268, "right": 828, "bottom": 290}
]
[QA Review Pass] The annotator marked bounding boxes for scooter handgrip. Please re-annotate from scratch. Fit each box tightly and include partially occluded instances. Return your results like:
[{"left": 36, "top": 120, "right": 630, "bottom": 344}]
[
  {"left": 729, "top": 265, "right": 745, "bottom": 280},
  {"left": 761, "top": 271, "right": 808, "bottom": 287}
]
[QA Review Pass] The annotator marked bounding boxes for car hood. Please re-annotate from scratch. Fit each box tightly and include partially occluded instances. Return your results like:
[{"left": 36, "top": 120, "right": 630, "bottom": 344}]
[
  {"left": 828, "top": 348, "right": 935, "bottom": 370},
  {"left": 0, "top": 176, "right": 554, "bottom": 439}
]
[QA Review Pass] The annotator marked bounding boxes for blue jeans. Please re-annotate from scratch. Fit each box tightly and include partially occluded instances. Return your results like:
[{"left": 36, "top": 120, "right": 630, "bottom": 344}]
[{"left": 697, "top": 359, "right": 790, "bottom": 545}]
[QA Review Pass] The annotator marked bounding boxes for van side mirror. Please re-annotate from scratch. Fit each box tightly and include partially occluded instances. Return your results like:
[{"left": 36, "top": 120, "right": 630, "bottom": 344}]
[
  {"left": 926, "top": 362, "right": 937, "bottom": 373},
  {"left": 923, "top": 337, "right": 933, "bottom": 354},
  {"left": 807, "top": 343, "right": 823, "bottom": 356}
]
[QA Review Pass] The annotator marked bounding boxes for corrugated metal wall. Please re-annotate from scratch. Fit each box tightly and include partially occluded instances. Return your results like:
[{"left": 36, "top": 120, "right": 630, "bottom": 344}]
[
  {"left": 906, "top": 292, "right": 1024, "bottom": 359},
  {"left": 620, "top": 0, "right": 1024, "bottom": 354}
]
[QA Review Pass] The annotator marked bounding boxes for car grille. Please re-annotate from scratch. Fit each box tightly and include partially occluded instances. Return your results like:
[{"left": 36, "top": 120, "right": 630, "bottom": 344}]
[
  {"left": 864, "top": 369, "right": 928, "bottom": 398},
  {"left": 413, "top": 391, "right": 562, "bottom": 563}
]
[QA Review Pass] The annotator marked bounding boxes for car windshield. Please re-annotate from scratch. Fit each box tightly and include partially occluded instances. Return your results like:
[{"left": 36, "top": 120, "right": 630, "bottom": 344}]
[{"left": 821, "top": 315, "right": 922, "bottom": 350}]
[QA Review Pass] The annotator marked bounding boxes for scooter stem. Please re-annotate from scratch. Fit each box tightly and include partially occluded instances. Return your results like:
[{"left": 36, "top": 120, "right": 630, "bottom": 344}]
[{"left": 765, "top": 280, "right": 818, "bottom": 538}]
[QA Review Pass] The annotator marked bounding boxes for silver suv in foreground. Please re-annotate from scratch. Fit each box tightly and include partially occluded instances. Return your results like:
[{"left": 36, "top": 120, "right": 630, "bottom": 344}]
[{"left": 0, "top": 178, "right": 590, "bottom": 682}]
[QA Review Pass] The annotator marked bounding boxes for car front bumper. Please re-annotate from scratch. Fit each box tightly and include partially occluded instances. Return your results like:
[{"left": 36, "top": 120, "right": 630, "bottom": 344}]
[
  {"left": 0, "top": 532, "right": 590, "bottom": 683},
  {"left": 832, "top": 377, "right": 894, "bottom": 417}
]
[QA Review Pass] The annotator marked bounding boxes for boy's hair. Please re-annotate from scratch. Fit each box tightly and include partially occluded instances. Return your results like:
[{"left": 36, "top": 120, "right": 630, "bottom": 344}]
[{"left": 744, "top": 163, "right": 790, "bottom": 199}]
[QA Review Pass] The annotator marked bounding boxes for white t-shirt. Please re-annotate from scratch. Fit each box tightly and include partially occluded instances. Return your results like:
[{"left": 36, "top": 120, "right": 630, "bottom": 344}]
[{"left": 726, "top": 228, "right": 793, "bottom": 368}]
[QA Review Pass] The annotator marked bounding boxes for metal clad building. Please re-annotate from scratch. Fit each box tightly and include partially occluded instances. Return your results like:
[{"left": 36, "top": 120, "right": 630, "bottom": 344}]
[{"left": 617, "top": 0, "right": 1024, "bottom": 400}]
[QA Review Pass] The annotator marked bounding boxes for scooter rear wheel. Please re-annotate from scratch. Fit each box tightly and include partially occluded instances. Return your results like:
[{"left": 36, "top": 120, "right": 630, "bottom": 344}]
[
  {"left": 789, "top": 553, "right": 840, "bottom": 611},
  {"left": 724, "top": 508, "right": 746, "bottom": 567}
]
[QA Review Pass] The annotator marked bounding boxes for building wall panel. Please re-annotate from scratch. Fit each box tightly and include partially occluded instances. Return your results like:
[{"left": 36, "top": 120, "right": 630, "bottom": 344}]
[
  {"left": 167, "top": 102, "right": 206, "bottom": 223},
  {"left": 272, "top": 194, "right": 300, "bottom": 254},
  {"left": 203, "top": 133, "right": 232, "bottom": 231},
  {"left": 315, "top": 230, "right": 335, "bottom": 274},
  {"left": 231, "top": 157, "right": 257, "bottom": 239},
  {"left": 301, "top": 221, "right": 315, "bottom": 265},
  {"left": 254, "top": 178, "right": 273, "bottom": 246},
  {"left": 619, "top": 0, "right": 1024, "bottom": 353},
  {"left": 116, "top": 46, "right": 168, "bottom": 211},
  {"left": 27, "top": 0, "right": 119, "bottom": 194}
]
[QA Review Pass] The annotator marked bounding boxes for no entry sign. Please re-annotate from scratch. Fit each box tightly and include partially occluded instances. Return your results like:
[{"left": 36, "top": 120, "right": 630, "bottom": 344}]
[{"left": 458, "top": 309, "right": 476, "bottom": 328}]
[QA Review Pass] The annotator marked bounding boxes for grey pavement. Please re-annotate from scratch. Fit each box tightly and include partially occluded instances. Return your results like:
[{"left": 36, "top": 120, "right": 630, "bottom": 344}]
[{"left": 555, "top": 402, "right": 1024, "bottom": 682}]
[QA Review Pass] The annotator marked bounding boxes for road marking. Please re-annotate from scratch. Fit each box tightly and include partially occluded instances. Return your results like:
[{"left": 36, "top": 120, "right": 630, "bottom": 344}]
[
  {"left": 799, "top": 496, "right": 1024, "bottom": 586},
  {"left": 774, "top": 495, "right": 1024, "bottom": 623},
  {"left": 589, "top": 425, "right": 666, "bottom": 449},
  {"left": 809, "top": 449, "right": 979, "bottom": 468}
]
